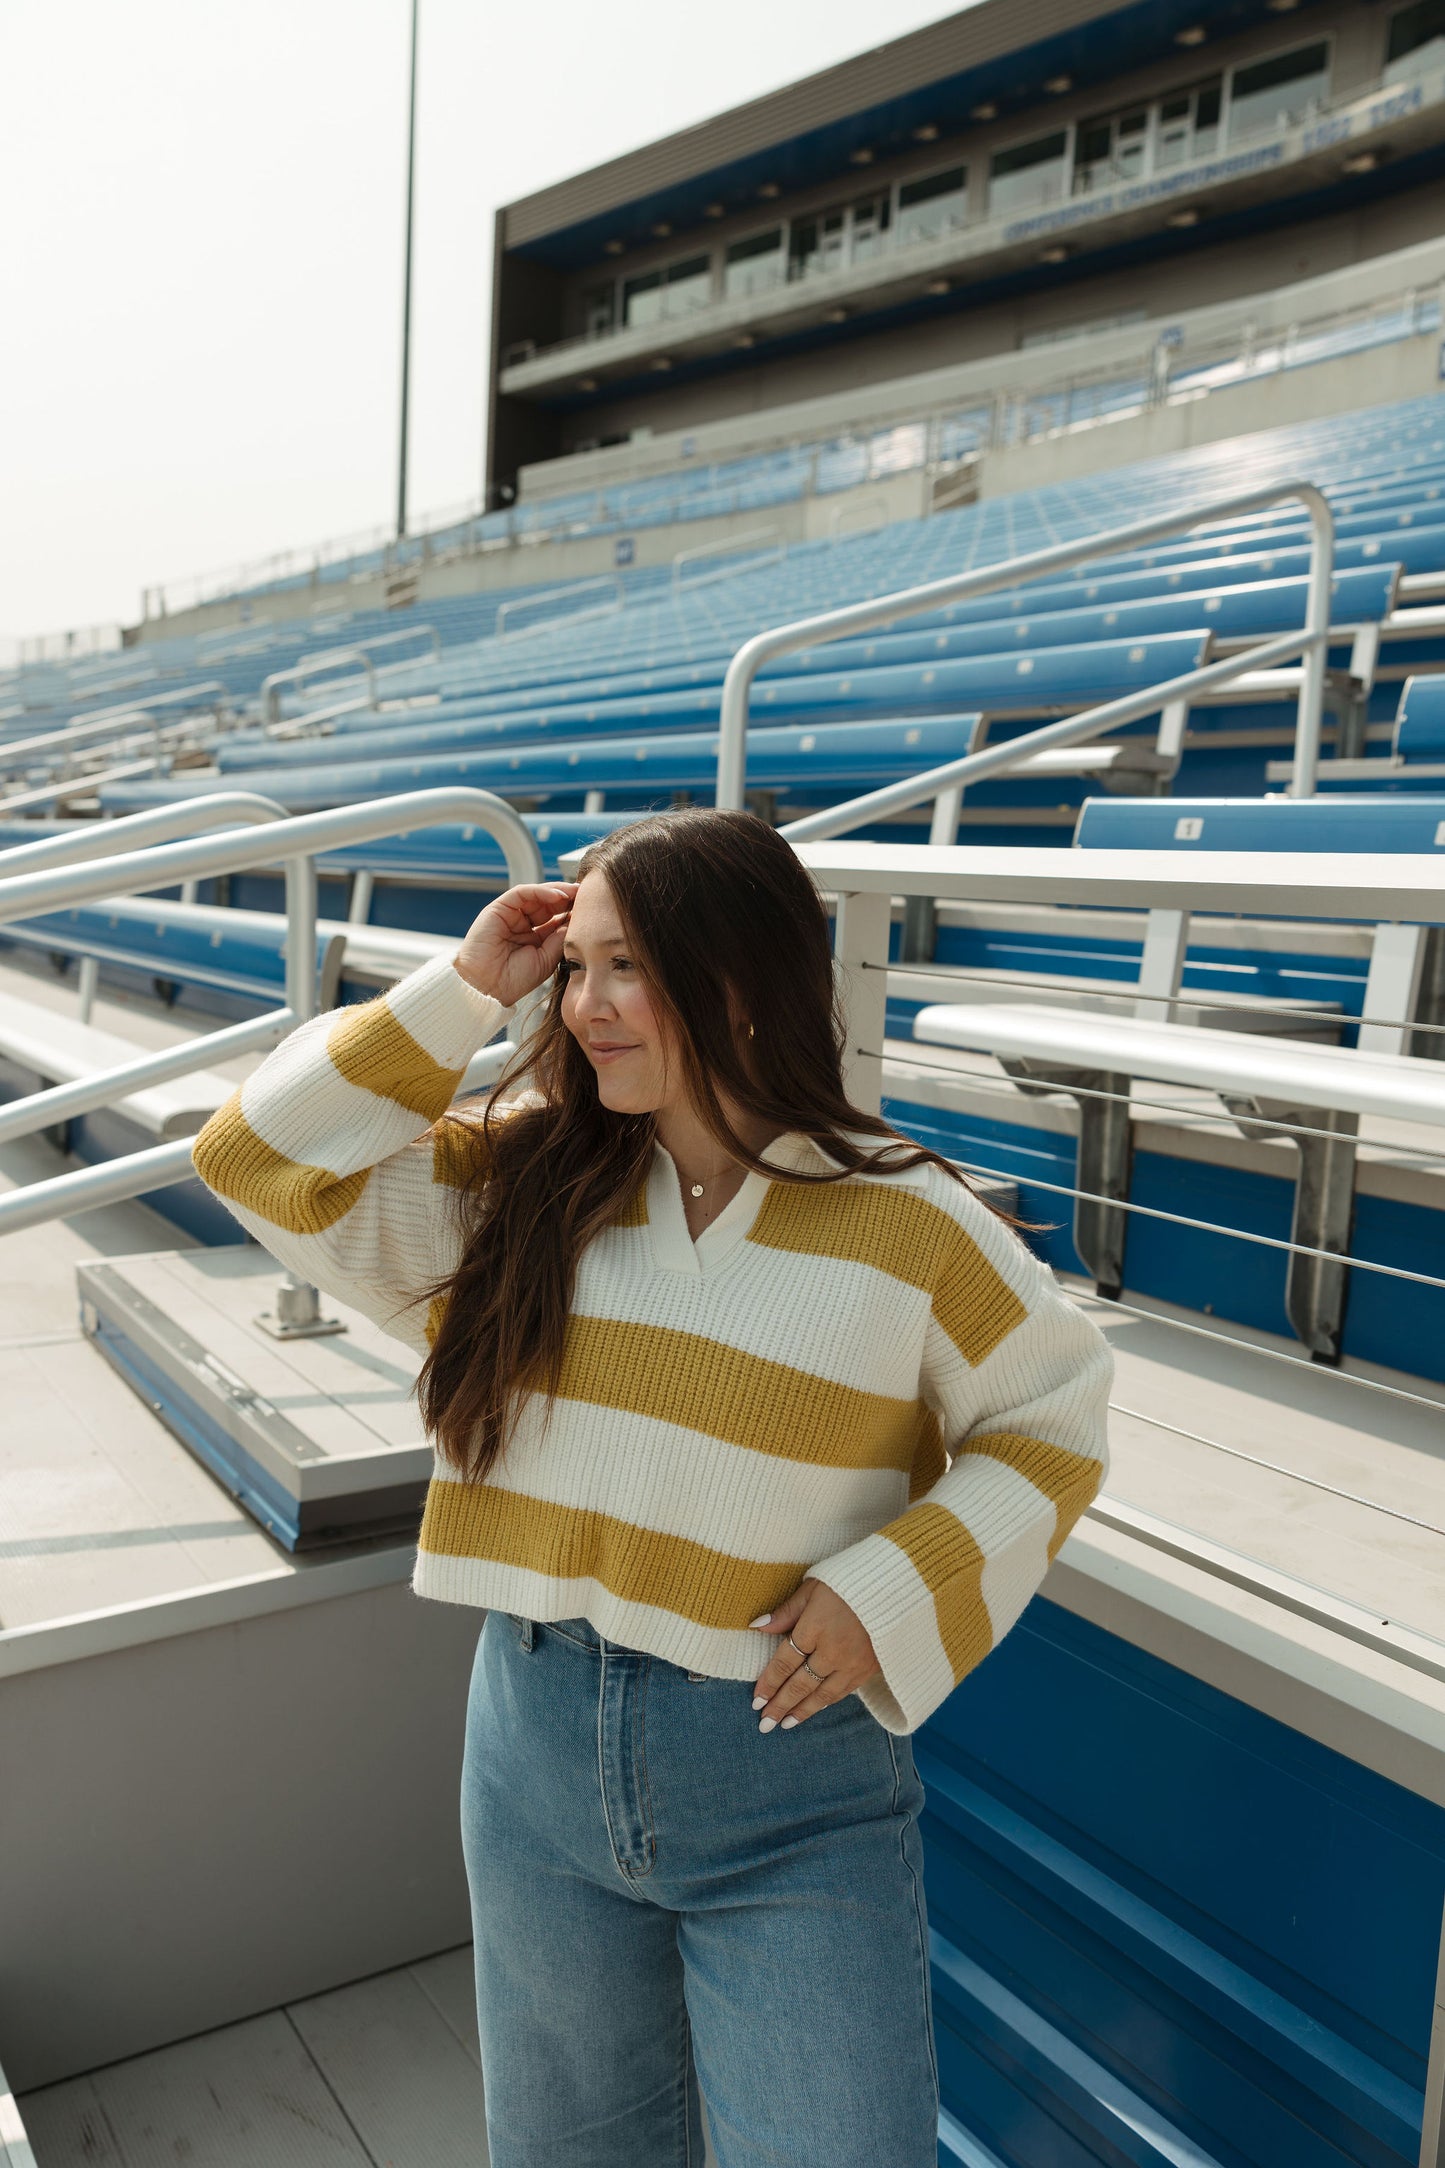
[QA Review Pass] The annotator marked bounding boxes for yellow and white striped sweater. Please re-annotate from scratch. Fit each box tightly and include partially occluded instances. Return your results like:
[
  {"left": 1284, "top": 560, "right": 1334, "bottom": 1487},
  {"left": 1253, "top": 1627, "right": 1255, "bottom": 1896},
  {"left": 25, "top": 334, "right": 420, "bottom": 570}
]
[{"left": 192, "top": 952, "right": 1112, "bottom": 1734}]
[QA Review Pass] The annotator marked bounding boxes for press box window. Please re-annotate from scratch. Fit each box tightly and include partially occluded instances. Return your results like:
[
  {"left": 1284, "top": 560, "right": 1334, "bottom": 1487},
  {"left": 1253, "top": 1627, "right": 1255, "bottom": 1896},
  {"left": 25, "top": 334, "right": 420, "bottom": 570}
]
[
  {"left": 1227, "top": 41, "right": 1330, "bottom": 138},
  {"left": 724, "top": 228, "right": 785, "bottom": 299},
  {"left": 988, "top": 131, "right": 1069, "bottom": 216},
  {"left": 1386, "top": 0, "right": 1445, "bottom": 82},
  {"left": 623, "top": 254, "right": 713, "bottom": 329},
  {"left": 895, "top": 165, "right": 968, "bottom": 245}
]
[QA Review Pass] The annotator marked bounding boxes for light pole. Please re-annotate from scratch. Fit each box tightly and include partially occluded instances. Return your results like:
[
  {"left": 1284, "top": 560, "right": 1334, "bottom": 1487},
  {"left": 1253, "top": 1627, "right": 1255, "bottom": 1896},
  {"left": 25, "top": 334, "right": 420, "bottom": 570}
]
[{"left": 396, "top": 0, "right": 419, "bottom": 539}]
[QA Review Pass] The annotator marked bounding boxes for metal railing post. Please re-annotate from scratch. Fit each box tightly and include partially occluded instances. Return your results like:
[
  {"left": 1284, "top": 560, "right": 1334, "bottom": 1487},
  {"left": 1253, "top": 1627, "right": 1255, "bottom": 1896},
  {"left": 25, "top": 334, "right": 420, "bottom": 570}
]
[{"left": 1288, "top": 487, "right": 1337, "bottom": 798}]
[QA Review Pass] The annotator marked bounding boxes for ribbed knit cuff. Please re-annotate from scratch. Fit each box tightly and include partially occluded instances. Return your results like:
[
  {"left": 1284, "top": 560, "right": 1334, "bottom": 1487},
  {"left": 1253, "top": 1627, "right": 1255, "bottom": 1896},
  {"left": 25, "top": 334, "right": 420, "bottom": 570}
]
[{"left": 808, "top": 1528, "right": 987, "bottom": 1737}]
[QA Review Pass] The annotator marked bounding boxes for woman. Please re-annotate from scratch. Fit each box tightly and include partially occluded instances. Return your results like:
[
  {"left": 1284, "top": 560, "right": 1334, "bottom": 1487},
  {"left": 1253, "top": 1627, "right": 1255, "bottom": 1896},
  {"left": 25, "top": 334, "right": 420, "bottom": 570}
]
[{"left": 193, "top": 807, "right": 1112, "bottom": 2168}]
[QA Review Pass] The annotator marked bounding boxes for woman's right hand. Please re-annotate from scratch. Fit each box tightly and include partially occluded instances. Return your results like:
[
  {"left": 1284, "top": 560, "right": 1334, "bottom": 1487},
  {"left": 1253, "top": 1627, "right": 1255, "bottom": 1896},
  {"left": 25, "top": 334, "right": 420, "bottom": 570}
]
[{"left": 454, "top": 882, "right": 578, "bottom": 1008}]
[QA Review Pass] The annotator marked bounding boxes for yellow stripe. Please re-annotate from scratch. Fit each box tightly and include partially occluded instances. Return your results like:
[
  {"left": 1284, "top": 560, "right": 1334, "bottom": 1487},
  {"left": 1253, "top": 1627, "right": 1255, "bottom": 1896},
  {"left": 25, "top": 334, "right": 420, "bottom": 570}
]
[
  {"left": 327, "top": 998, "right": 465, "bottom": 1120},
  {"left": 960, "top": 1431, "right": 1104, "bottom": 1557},
  {"left": 418, "top": 1479, "right": 806, "bottom": 1629},
  {"left": 749, "top": 1177, "right": 1026, "bottom": 1367},
  {"left": 556, "top": 1312, "right": 923, "bottom": 1471},
  {"left": 192, "top": 1092, "right": 369, "bottom": 1234},
  {"left": 611, "top": 1176, "right": 649, "bottom": 1228},
  {"left": 909, "top": 1406, "right": 946, "bottom": 1503},
  {"left": 432, "top": 1114, "right": 490, "bottom": 1192},
  {"left": 876, "top": 1501, "right": 994, "bottom": 1682}
]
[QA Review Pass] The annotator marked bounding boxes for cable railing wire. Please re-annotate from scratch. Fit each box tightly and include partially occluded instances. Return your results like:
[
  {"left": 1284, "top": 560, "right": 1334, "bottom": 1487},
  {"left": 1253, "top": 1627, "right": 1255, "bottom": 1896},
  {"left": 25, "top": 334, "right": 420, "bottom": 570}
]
[
  {"left": 1108, "top": 1402, "right": 1445, "bottom": 1541},
  {"left": 879, "top": 1042, "right": 1445, "bottom": 1164},
  {"left": 865, "top": 1095, "right": 1445, "bottom": 1292}
]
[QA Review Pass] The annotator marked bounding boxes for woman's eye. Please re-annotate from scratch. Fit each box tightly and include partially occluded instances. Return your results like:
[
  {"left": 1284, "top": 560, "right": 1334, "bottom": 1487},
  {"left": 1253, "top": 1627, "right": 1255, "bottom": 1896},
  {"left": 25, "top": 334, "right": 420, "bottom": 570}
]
[
  {"left": 560, "top": 959, "right": 581, "bottom": 975},
  {"left": 612, "top": 956, "right": 632, "bottom": 972}
]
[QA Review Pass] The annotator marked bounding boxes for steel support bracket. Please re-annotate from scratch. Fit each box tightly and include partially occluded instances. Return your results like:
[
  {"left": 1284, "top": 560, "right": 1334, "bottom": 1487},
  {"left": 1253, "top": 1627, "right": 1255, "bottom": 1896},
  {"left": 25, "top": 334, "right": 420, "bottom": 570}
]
[
  {"left": 1001, "top": 1060, "right": 1134, "bottom": 1299},
  {"left": 1223, "top": 1095, "right": 1359, "bottom": 1362}
]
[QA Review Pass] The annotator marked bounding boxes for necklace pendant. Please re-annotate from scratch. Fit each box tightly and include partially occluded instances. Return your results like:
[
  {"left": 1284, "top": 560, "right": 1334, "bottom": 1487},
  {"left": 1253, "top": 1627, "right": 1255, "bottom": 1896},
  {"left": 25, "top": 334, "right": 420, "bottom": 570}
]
[{"left": 690, "top": 1183, "right": 704, "bottom": 1198}]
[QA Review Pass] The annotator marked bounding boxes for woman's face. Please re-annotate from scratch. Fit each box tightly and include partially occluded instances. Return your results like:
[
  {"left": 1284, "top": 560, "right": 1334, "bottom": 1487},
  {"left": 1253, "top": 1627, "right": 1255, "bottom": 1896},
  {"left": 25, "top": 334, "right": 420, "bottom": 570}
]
[{"left": 560, "top": 871, "right": 679, "bottom": 1114}]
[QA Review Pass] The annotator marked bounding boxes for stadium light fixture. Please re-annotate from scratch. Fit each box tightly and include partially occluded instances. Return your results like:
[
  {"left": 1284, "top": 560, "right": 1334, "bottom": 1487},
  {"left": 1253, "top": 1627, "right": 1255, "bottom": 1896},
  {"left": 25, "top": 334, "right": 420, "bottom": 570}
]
[
  {"left": 651, "top": 356, "right": 674, "bottom": 371},
  {"left": 733, "top": 332, "right": 757, "bottom": 349},
  {"left": 577, "top": 377, "right": 598, "bottom": 393},
  {"left": 1266, "top": 0, "right": 1298, "bottom": 10},
  {"left": 1342, "top": 149, "right": 1380, "bottom": 174},
  {"left": 1039, "top": 244, "right": 1071, "bottom": 263},
  {"left": 758, "top": 181, "right": 781, "bottom": 198},
  {"left": 1175, "top": 24, "right": 1206, "bottom": 44},
  {"left": 971, "top": 101, "right": 998, "bottom": 121},
  {"left": 913, "top": 123, "right": 940, "bottom": 142},
  {"left": 704, "top": 203, "right": 726, "bottom": 218},
  {"left": 1167, "top": 206, "right": 1201, "bottom": 227},
  {"left": 824, "top": 306, "right": 849, "bottom": 322},
  {"left": 1044, "top": 75, "right": 1072, "bottom": 94},
  {"left": 850, "top": 147, "right": 875, "bottom": 165},
  {"left": 396, "top": 0, "right": 419, "bottom": 540},
  {"left": 926, "top": 277, "right": 951, "bottom": 294},
  {"left": 652, "top": 222, "right": 672, "bottom": 238}
]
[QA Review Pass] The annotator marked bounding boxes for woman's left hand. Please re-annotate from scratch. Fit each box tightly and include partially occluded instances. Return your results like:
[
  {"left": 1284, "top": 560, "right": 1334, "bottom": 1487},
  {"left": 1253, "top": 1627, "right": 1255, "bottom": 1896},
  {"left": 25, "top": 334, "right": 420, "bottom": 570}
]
[{"left": 749, "top": 1577, "right": 881, "bottom": 1731}]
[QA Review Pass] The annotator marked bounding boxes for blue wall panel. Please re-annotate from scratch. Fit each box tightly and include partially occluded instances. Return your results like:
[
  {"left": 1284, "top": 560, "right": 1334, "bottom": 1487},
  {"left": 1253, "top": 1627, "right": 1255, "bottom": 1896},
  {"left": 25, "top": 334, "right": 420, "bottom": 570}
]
[{"left": 917, "top": 1600, "right": 1445, "bottom": 2167}]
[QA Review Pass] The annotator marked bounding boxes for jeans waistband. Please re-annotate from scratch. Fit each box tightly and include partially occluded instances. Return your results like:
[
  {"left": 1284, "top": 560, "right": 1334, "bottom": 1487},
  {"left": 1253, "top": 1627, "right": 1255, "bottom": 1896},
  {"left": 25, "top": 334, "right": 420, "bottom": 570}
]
[{"left": 505, "top": 1612, "right": 710, "bottom": 1681}]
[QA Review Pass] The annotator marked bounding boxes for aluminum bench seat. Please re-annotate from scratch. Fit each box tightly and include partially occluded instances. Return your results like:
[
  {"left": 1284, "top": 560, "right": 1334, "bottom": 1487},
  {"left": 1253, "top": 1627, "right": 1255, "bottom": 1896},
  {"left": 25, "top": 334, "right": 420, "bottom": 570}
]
[{"left": 0, "top": 992, "right": 240, "bottom": 1139}]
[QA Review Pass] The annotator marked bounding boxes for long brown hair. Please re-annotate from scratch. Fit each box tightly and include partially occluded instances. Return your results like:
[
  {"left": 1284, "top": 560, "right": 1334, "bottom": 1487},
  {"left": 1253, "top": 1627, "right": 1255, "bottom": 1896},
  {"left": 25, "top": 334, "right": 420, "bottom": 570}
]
[{"left": 419, "top": 808, "right": 994, "bottom": 1480}]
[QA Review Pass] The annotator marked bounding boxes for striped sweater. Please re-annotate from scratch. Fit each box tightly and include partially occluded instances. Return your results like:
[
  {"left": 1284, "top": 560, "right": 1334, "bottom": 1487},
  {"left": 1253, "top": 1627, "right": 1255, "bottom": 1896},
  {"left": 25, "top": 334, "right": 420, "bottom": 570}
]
[{"left": 192, "top": 952, "right": 1112, "bottom": 1734}]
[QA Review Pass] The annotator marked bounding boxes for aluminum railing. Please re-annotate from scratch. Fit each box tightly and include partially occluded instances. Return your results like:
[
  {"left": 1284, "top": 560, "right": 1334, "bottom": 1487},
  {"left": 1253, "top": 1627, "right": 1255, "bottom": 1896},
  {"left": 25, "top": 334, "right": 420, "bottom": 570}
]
[
  {"left": 261, "top": 648, "right": 378, "bottom": 728},
  {"left": 495, "top": 575, "right": 626, "bottom": 640},
  {"left": 0, "top": 788, "right": 542, "bottom": 1248},
  {"left": 714, "top": 480, "right": 1334, "bottom": 820}
]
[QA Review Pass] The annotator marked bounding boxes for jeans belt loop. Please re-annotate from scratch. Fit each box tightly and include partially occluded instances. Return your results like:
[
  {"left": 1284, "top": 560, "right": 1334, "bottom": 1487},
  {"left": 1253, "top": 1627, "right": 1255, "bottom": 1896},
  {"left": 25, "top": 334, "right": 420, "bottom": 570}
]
[{"left": 513, "top": 1613, "right": 535, "bottom": 1651}]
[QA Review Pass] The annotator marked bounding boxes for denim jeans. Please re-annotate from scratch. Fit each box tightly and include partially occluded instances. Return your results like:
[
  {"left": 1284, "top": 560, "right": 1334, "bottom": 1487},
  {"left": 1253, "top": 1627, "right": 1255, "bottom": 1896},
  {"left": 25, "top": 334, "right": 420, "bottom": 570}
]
[{"left": 460, "top": 1610, "right": 940, "bottom": 2168}]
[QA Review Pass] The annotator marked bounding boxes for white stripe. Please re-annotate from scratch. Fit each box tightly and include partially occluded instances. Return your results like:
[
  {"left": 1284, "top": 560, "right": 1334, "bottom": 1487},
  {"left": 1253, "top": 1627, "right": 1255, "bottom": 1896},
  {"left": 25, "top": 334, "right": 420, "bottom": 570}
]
[
  {"left": 982, "top": 1521, "right": 1054, "bottom": 1645},
  {"left": 572, "top": 1238, "right": 931, "bottom": 1399},
  {"left": 411, "top": 1555, "right": 782, "bottom": 1682},
  {"left": 239, "top": 1030, "right": 429, "bottom": 1173},
  {"left": 940, "top": 1455, "right": 1062, "bottom": 1562},
  {"left": 428, "top": 1400, "right": 909, "bottom": 1561}
]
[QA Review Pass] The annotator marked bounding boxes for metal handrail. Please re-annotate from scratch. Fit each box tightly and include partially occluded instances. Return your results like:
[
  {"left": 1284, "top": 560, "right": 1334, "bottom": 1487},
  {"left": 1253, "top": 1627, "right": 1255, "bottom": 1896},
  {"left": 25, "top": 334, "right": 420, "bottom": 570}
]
[
  {"left": 718, "top": 480, "right": 1334, "bottom": 813},
  {"left": 0, "top": 683, "right": 227, "bottom": 775},
  {"left": 671, "top": 529, "right": 784, "bottom": 592},
  {"left": 0, "top": 787, "right": 542, "bottom": 1238},
  {"left": 261, "top": 648, "right": 378, "bottom": 726},
  {"left": 0, "top": 790, "right": 289, "bottom": 877},
  {"left": 495, "top": 575, "right": 625, "bottom": 640},
  {"left": 354, "top": 624, "right": 441, "bottom": 670}
]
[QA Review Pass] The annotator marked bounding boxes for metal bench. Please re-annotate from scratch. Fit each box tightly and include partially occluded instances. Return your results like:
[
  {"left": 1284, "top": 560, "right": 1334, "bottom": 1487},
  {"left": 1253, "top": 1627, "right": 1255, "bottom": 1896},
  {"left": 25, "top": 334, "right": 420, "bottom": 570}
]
[
  {"left": 910, "top": 1000, "right": 1444, "bottom": 1360},
  {"left": 0, "top": 993, "right": 246, "bottom": 1141},
  {"left": 1072, "top": 795, "right": 1445, "bottom": 1055},
  {"left": 1268, "top": 671, "right": 1445, "bottom": 787}
]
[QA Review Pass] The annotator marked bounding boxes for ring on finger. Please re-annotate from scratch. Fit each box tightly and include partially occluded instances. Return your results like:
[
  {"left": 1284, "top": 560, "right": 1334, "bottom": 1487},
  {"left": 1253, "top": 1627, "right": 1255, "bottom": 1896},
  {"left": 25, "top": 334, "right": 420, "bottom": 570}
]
[{"left": 785, "top": 1632, "right": 827, "bottom": 1686}]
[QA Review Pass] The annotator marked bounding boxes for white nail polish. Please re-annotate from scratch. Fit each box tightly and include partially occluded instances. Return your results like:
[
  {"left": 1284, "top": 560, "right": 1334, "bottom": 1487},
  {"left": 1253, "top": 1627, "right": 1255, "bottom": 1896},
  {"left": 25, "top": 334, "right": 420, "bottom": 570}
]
[
  {"left": 758, "top": 1716, "right": 776, "bottom": 1733},
  {"left": 781, "top": 1716, "right": 798, "bottom": 1730},
  {"left": 748, "top": 1613, "right": 771, "bottom": 1628},
  {"left": 751, "top": 1695, "right": 766, "bottom": 1710}
]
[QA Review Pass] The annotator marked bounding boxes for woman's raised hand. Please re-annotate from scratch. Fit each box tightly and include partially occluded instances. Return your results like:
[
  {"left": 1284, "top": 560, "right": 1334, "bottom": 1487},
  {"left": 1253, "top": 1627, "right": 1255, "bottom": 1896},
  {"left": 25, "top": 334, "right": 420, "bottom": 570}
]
[{"left": 454, "top": 882, "right": 578, "bottom": 1008}]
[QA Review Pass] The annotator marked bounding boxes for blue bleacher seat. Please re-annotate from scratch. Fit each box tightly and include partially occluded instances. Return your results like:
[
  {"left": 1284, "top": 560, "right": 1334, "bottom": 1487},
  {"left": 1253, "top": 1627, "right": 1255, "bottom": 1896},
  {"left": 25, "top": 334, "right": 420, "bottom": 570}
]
[
  {"left": 1395, "top": 674, "right": 1445, "bottom": 762},
  {"left": 1073, "top": 794, "right": 1445, "bottom": 851}
]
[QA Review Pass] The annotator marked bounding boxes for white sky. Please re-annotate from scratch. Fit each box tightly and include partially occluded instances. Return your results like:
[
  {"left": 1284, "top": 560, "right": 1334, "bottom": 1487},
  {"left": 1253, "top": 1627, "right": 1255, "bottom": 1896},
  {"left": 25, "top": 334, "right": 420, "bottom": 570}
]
[{"left": 1, "top": 0, "right": 974, "bottom": 647}]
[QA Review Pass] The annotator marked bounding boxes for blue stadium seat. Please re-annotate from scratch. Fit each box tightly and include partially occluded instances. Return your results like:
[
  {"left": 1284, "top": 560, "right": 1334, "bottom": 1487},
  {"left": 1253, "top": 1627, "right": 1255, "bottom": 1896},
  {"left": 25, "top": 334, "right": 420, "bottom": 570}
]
[{"left": 1073, "top": 794, "right": 1445, "bottom": 851}]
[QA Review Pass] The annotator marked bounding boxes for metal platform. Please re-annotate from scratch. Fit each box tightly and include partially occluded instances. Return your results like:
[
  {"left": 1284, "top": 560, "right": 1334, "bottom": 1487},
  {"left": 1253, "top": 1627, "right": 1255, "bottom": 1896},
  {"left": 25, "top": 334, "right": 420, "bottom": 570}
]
[{"left": 77, "top": 1248, "right": 428, "bottom": 1551}]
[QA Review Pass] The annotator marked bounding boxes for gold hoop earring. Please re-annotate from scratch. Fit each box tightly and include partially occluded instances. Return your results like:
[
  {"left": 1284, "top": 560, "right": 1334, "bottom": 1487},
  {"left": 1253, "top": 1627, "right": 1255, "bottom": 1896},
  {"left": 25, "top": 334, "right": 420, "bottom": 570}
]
[{"left": 747, "top": 1023, "right": 755, "bottom": 1038}]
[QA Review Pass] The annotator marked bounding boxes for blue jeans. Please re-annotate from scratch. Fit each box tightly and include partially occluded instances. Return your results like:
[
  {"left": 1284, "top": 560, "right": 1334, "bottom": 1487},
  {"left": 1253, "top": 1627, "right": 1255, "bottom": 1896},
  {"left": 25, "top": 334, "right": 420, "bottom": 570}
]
[{"left": 460, "top": 1610, "right": 940, "bottom": 2168}]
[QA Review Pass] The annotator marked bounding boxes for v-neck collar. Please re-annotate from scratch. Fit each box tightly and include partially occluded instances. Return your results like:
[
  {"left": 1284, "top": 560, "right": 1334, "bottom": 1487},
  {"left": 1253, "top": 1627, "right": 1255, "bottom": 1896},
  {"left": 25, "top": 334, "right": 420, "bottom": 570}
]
[{"left": 645, "top": 1131, "right": 824, "bottom": 1277}]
